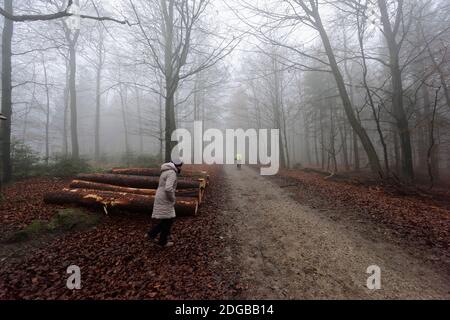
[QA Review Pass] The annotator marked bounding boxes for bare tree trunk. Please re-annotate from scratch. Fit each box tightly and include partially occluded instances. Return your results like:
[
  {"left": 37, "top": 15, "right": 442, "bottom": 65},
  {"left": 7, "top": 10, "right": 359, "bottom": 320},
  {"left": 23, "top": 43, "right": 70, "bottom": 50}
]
[
  {"left": 201, "top": 90, "right": 206, "bottom": 123},
  {"left": 63, "top": 67, "right": 69, "bottom": 157},
  {"left": 314, "top": 110, "right": 320, "bottom": 166},
  {"left": 342, "top": 23, "right": 357, "bottom": 171},
  {"left": 353, "top": 130, "right": 360, "bottom": 170},
  {"left": 66, "top": 29, "right": 80, "bottom": 160},
  {"left": 281, "top": 101, "right": 290, "bottom": 168},
  {"left": 377, "top": 0, "right": 413, "bottom": 181},
  {"left": 340, "top": 119, "right": 350, "bottom": 171},
  {"left": 427, "top": 88, "right": 440, "bottom": 187},
  {"left": 43, "top": 60, "right": 51, "bottom": 165},
  {"left": 1, "top": 0, "right": 14, "bottom": 183},
  {"left": 119, "top": 85, "right": 131, "bottom": 165},
  {"left": 135, "top": 86, "right": 144, "bottom": 154},
  {"left": 272, "top": 57, "right": 286, "bottom": 168},
  {"left": 251, "top": 82, "right": 262, "bottom": 129},
  {"left": 303, "top": 110, "right": 312, "bottom": 164},
  {"left": 23, "top": 83, "right": 37, "bottom": 142},
  {"left": 392, "top": 125, "right": 401, "bottom": 175},
  {"left": 356, "top": 11, "right": 390, "bottom": 175},
  {"left": 164, "top": 87, "right": 177, "bottom": 162},
  {"left": 194, "top": 72, "right": 200, "bottom": 121},
  {"left": 389, "top": 46, "right": 413, "bottom": 180},
  {"left": 420, "top": 86, "right": 431, "bottom": 171},
  {"left": 329, "top": 105, "right": 338, "bottom": 173},
  {"left": 159, "top": 79, "right": 164, "bottom": 162},
  {"left": 94, "top": 65, "right": 101, "bottom": 161},
  {"left": 415, "top": 108, "right": 427, "bottom": 171},
  {"left": 424, "top": 85, "right": 440, "bottom": 182},
  {"left": 319, "top": 107, "right": 325, "bottom": 169},
  {"left": 312, "top": 8, "right": 383, "bottom": 177},
  {"left": 162, "top": 0, "right": 178, "bottom": 162},
  {"left": 44, "top": 190, "right": 199, "bottom": 216},
  {"left": 94, "top": 34, "right": 104, "bottom": 162}
]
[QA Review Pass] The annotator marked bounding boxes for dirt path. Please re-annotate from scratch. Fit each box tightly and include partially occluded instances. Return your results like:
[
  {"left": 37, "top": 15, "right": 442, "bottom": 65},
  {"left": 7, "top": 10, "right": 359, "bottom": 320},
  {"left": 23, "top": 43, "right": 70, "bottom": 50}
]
[{"left": 223, "top": 165, "right": 450, "bottom": 299}]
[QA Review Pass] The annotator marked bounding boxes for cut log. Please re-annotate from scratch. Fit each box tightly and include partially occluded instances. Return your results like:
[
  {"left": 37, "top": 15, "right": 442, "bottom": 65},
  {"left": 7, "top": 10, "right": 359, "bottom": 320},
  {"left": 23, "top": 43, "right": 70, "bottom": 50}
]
[
  {"left": 109, "top": 168, "right": 210, "bottom": 184},
  {"left": 69, "top": 180, "right": 202, "bottom": 201},
  {"left": 44, "top": 189, "right": 199, "bottom": 216},
  {"left": 76, "top": 173, "right": 205, "bottom": 190}
]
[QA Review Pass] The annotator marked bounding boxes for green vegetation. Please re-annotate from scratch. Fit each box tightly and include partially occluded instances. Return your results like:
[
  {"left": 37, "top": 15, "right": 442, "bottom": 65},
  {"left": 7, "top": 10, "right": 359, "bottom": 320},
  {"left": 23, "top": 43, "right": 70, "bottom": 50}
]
[
  {"left": 47, "top": 155, "right": 92, "bottom": 177},
  {"left": 10, "top": 141, "right": 161, "bottom": 180},
  {"left": 11, "top": 140, "right": 40, "bottom": 179},
  {"left": 4, "top": 208, "right": 102, "bottom": 243}
]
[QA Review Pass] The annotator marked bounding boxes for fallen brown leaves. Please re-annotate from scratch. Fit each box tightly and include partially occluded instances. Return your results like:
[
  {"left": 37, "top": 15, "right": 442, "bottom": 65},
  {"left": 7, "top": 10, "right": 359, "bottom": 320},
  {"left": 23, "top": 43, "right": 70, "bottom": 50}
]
[
  {"left": 0, "top": 177, "right": 69, "bottom": 236},
  {"left": 0, "top": 166, "right": 241, "bottom": 299},
  {"left": 275, "top": 168, "right": 450, "bottom": 254}
]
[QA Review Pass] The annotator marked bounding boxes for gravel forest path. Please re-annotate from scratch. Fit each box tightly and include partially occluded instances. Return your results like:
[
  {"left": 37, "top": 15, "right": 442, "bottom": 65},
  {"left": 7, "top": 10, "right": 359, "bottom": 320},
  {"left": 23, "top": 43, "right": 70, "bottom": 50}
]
[{"left": 223, "top": 165, "right": 450, "bottom": 299}]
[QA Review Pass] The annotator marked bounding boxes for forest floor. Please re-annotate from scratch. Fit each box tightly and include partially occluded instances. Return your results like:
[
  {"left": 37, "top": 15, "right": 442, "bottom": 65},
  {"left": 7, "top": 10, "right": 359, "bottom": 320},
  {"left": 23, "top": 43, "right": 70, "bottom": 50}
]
[
  {"left": 0, "top": 165, "right": 449, "bottom": 299},
  {"left": 0, "top": 166, "right": 242, "bottom": 299}
]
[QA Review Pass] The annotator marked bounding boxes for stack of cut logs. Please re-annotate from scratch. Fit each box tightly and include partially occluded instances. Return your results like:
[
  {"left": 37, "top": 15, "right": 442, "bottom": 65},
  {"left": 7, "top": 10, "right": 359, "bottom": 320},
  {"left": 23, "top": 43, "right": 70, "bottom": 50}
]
[{"left": 44, "top": 168, "right": 209, "bottom": 216}]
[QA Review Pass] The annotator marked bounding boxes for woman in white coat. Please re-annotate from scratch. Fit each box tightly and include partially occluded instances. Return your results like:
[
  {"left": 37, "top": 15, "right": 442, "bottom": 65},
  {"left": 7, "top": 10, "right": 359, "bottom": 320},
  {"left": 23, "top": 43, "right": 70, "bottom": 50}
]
[{"left": 147, "top": 159, "right": 183, "bottom": 247}]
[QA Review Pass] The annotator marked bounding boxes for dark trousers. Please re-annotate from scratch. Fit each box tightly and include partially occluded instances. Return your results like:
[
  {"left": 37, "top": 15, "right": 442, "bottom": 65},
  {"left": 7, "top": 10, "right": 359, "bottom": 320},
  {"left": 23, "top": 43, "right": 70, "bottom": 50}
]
[{"left": 148, "top": 219, "right": 174, "bottom": 246}]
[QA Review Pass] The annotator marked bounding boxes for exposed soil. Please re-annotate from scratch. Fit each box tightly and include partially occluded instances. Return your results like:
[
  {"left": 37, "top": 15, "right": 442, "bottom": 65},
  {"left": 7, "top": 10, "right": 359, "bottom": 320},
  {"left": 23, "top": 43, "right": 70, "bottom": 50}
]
[{"left": 224, "top": 165, "right": 450, "bottom": 299}]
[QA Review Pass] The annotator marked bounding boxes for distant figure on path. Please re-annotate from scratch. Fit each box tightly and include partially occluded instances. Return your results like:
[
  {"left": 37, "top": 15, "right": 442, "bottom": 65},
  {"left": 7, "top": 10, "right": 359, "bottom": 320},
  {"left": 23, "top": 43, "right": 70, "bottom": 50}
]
[
  {"left": 147, "top": 159, "right": 183, "bottom": 248},
  {"left": 236, "top": 153, "right": 242, "bottom": 169}
]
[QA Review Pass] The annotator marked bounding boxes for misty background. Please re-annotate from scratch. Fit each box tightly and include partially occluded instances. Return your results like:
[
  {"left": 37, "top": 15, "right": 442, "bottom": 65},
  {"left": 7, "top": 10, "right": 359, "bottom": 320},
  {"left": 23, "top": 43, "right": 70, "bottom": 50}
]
[{"left": 0, "top": 0, "right": 449, "bottom": 185}]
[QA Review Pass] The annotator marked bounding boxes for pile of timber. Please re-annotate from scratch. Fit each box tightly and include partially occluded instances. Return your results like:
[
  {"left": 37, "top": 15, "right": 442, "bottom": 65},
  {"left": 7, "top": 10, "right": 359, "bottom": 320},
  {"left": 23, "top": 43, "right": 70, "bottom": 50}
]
[{"left": 44, "top": 169, "right": 209, "bottom": 216}]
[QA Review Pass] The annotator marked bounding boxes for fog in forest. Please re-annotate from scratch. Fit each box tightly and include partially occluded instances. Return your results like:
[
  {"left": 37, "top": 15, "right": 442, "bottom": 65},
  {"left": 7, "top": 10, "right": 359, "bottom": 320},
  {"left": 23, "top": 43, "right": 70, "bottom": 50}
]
[{"left": 1, "top": 0, "right": 450, "bottom": 184}]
